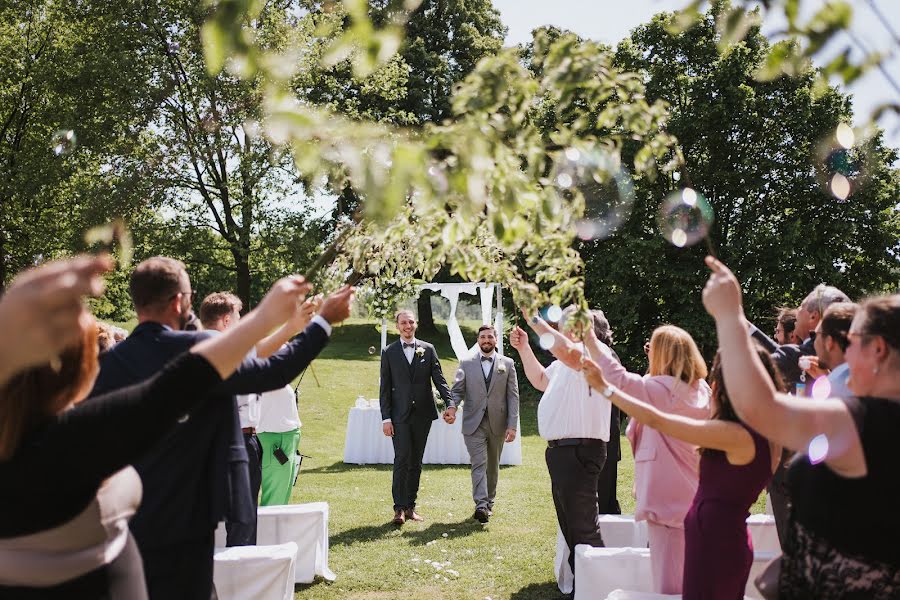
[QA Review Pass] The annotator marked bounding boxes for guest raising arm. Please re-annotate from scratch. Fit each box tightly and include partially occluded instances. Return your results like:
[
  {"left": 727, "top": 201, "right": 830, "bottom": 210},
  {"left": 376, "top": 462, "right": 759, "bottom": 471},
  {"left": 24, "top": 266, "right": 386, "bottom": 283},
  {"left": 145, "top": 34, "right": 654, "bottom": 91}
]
[
  {"left": 0, "top": 274, "right": 312, "bottom": 600},
  {"left": 528, "top": 313, "right": 710, "bottom": 596},
  {"left": 702, "top": 255, "right": 900, "bottom": 599}
]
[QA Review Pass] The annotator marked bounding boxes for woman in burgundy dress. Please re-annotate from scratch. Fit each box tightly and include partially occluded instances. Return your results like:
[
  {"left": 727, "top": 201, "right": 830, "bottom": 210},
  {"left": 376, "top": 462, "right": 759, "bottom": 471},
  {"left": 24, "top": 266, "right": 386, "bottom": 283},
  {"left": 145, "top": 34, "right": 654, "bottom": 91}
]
[{"left": 564, "top": 330, "right": 784, "bottom": 598}]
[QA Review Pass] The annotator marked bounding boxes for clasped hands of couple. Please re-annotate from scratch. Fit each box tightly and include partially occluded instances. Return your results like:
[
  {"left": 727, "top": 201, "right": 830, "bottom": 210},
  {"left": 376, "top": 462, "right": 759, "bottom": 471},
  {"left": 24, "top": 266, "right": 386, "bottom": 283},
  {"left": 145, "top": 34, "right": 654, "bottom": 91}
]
[
  {"left": 441, "top": 408, "right": 516, "bottom": 442},
  {"left": 507, "top": 255, "right": 745, "bottom": 394},
  {"left": 382, "top": 407, "right": 516, "bottom": 442}
]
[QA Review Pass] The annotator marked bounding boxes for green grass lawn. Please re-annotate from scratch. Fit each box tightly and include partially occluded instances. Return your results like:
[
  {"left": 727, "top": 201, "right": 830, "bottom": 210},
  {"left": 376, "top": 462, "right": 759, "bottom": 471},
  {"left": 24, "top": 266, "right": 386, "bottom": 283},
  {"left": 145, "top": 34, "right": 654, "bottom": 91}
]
[{"left": 288, "top": 319, "right": 763, "bottom": 599}]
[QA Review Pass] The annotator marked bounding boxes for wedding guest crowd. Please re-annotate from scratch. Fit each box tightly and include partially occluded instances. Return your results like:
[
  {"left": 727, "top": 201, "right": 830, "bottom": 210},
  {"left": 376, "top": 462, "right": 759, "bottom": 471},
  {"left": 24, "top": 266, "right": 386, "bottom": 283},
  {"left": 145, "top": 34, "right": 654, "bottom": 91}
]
[{"left": 1, "top": 249, "right": 898, "bottom": 600}]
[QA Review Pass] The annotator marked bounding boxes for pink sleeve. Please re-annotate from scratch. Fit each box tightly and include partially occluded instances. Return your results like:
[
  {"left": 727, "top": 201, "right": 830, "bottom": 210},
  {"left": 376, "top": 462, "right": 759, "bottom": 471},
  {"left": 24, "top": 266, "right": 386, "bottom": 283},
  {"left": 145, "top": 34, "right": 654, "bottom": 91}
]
[{"left": 593, "top": 343, "right": 654, "bottom": 403}]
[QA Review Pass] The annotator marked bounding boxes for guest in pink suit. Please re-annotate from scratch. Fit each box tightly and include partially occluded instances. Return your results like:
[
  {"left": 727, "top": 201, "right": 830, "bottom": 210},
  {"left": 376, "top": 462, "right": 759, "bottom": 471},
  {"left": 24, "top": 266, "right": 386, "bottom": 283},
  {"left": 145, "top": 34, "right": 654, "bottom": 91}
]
[{"left": 591, "top": 325, "right": 712, "bottom": 593}]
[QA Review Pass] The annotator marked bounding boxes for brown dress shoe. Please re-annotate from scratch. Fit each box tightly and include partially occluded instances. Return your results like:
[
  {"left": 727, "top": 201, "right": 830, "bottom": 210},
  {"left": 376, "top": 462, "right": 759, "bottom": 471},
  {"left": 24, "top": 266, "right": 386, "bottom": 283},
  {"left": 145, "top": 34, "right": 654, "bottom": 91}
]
[
  {"left": 404, "top": 508, "right": 425, "bottom": 522},
  {"left": 392, "top": 509, "right": 406, "bottom": 525}
]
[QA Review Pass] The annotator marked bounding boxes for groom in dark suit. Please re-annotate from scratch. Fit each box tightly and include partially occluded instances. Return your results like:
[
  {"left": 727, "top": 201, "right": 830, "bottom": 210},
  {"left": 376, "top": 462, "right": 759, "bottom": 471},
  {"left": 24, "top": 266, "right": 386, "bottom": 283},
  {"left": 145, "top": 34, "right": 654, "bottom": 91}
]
[{"left": 380, "top": 309, "right": 453, "bottom": 525}]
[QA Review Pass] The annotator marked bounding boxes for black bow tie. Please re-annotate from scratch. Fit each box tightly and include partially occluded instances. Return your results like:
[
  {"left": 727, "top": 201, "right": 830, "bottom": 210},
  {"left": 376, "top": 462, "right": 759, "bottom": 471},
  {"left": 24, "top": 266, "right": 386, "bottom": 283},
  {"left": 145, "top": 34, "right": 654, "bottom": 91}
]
[
  {"left": 403, "top": 343, "right": 415, "bottom": 349},
  {"left": 481, "top": 356, "right": 493, "bottom": 362}
]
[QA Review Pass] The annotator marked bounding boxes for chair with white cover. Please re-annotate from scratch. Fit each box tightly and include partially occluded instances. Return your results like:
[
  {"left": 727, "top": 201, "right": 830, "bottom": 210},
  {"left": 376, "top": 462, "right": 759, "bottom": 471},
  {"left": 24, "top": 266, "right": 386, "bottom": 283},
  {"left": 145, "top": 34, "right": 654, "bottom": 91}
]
[
  {"left": 213, "top": 541, "right": 297, "bottom": 600},
  {"left": 215, "top": 502, "right": 336, "bottom": 584},
  {"left": 746, "top": 514, "right": 780, "bottom": 553}
]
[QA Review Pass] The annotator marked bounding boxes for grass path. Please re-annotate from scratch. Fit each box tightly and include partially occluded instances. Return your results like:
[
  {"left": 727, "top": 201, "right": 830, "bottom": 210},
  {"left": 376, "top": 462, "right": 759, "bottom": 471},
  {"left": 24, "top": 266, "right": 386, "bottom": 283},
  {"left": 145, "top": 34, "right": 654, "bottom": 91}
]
[{"left": 289, "top": 319, "right": 760, "bottom": 599}]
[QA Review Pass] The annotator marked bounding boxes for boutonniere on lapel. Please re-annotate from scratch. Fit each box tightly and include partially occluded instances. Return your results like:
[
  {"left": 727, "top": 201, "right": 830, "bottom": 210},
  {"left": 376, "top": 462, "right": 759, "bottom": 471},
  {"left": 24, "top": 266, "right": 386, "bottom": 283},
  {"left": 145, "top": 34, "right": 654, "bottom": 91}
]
[
  {"left": 496, "top": 363, "right": 506, "bottom": 374},
  {"left": 415, "top": 346, "right": 425, "bottom": 358}
]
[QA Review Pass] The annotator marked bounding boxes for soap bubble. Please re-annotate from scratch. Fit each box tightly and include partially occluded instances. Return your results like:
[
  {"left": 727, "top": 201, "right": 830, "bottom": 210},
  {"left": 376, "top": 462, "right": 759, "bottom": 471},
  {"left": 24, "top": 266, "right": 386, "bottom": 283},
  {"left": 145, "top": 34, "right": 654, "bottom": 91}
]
[
  {"left": 811, "top": 376, "right": 832, "bottom": 400},
  {"left": 538, "top": 333, "right": 556, "bottom": 350},
  {"left": 808, "top": 434, "right": 829, "bottom": 465},
  {"left": 814, "top": 123, "right": 871, "bottom": 202},
  {"left": 51, "top": 129, "right": 77, "bottom": 156},
  {"left": 658, "top": 188, "right": 714, "bottom": 248},
  {"left": 553, "top": 147, "right": 635, "bottom": 241},
  {"left": 368, "top": 346, "right": 376, "bottom": 355},
  {"left": 545, "top": 305, "right": 563, "bottom": 323}
]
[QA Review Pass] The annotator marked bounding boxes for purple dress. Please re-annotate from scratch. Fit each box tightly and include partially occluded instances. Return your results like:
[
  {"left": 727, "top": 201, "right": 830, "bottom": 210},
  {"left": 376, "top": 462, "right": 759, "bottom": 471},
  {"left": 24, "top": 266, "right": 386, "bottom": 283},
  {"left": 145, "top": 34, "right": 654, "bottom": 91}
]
[{"left": 682, "top": 428, "right": 772, "bottom": 599}]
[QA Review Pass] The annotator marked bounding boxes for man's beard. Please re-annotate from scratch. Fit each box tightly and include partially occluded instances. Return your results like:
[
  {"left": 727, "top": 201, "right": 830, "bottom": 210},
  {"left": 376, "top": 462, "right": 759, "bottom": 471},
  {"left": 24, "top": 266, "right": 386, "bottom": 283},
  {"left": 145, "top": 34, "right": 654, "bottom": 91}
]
[{"left": 479, "top": 343, "right": 495, "bottom": 354}]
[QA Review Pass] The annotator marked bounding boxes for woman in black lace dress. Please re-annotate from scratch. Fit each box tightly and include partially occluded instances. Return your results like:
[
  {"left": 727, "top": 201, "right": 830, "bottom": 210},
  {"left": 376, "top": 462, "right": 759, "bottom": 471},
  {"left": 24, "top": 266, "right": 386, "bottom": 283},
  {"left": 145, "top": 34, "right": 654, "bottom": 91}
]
[{"left": 702, "top": 256, "right": 900, "bottom": 599}]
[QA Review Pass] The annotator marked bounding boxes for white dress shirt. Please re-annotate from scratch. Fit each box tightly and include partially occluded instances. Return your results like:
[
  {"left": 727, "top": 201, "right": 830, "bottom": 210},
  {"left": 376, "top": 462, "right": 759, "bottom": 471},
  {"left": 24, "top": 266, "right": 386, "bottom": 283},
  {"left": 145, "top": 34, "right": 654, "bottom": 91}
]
[
  {"left": 537, "top": 360, "right": 611, "bottom": 442},
  {"left": 480, "top": 351, "right": 496, "bottom": 379}
]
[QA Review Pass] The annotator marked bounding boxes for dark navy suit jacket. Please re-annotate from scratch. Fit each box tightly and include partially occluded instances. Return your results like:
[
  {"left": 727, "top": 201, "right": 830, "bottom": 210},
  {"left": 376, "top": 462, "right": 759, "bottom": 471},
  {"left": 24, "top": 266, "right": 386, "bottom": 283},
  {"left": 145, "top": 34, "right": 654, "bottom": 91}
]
[
  {"left": 750, "top": 325, "right": 815, "bottom": 392},
  {"left": 88, "top": 320, "right": 329, "bottom": 551},
  {"left": 379, "top": 339, "right": 451, "bottom": 423}
]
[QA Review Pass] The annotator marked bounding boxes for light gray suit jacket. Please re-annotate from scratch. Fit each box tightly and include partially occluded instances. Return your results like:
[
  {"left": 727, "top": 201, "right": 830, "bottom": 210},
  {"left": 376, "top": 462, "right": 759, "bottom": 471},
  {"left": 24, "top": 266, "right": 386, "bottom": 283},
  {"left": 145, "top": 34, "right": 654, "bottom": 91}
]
[{"left": 450, "top": 354, "right": 519, "bottom": 437}]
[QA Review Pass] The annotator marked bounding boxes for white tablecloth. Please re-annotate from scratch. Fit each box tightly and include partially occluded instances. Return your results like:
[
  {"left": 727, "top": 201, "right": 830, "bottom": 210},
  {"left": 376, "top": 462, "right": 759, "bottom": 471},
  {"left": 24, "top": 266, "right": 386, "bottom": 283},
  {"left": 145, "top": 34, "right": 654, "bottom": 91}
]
[
  {"left": 215, "top": 502, "right": 335, "bottom": 583},
  {"left": 342, "top": 405, "right": 522, "bottom": 465},
  {"left": 213, "top": 542, "right": 297, "bottom": 600}
]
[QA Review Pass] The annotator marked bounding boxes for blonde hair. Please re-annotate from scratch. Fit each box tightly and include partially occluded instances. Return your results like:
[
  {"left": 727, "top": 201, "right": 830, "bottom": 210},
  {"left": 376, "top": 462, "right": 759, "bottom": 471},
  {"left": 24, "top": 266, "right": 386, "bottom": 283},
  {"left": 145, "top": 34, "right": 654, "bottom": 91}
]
[{"left": 648, "top": 325, "right": 708, "bottom": 383}]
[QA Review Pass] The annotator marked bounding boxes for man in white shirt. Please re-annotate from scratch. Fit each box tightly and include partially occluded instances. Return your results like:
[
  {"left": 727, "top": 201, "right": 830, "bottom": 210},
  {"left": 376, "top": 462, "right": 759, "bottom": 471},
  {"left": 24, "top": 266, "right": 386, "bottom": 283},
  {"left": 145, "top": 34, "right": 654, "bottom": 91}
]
[{"left": 510, "top": 308, "right": 612, "bottom": 590}]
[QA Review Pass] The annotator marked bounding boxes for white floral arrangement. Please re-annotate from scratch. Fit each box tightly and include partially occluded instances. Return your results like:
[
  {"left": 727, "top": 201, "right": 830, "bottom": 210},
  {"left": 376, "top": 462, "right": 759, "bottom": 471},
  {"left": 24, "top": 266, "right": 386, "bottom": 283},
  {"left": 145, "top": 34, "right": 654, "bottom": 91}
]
[
  {"left": 496, "top": 363, "right": 506, "bottom": 374},
  {"left": 415, "top": 346, "right": 425, "bottom": 357}
]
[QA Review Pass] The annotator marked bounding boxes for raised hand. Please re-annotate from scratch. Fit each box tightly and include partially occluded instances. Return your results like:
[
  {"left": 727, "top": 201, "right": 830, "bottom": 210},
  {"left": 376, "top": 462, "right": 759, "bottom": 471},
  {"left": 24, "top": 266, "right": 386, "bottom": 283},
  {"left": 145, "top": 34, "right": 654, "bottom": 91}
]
[
  {"left": 318, "top": 285, "right": 354, "bottom": 325},
  {"left": 702, "top": 256, "right": 744, "bottom": 322},
  {"left": 509, "top": 325, "right": 528, "bottom": 350},
  {"left": 582, "top": 358, "right": 608, "bottom": 392},
  {"left": 255, "top": 276, "right": 312, "bottom": 328},
  {"left": 285, "top": 294, "right": 320, "bottom": 334}
]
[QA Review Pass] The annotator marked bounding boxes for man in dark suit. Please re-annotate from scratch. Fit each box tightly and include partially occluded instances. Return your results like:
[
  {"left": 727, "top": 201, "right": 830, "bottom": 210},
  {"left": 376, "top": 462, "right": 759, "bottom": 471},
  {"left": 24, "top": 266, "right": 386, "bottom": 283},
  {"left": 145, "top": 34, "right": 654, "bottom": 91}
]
[
  {"left": 591, "top": 310, "right": 622, "bottom": 515},
  {"left": 89, "top": 257, "right": 353, "bottom": 600},
  {"left": 748, "top": 283, "right": 849, "bottom": 545},
  {"left": 380, "top": 309, "right": 452, "bottom": 525}
]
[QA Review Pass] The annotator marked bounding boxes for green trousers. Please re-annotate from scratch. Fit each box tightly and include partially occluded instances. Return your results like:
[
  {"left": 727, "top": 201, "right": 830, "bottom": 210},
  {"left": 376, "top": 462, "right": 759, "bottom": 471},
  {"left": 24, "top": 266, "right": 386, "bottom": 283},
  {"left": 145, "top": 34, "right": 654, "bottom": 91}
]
[{"left": 258, "top": 429, "right": 301, "bottom": 506}]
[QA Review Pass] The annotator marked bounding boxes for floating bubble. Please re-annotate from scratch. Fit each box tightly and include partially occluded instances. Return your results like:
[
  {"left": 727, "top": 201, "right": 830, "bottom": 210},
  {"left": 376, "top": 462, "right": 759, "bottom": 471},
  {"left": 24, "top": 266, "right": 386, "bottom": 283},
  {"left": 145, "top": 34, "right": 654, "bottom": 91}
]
[
  {"left": 538, "top": 332, "right": 556, "bottom": 350},
  {"left": 553, "top": 147, "right": 635, "bottom": 241},
  {"left": 657, "top": 188, "right": 714, "bottom": 248},
  {"left": 546, "top": 304, "right": 563, "bottom": 323},
  {"left": 811, "top": 376, "right": 832, "bottom": 400},
  {"left": 814, "top": 123, "right": 872, "bottom": 202},
  {"left": 368, "top": 346, "right": 376, "bottom": 355},
  {"left": 427, "top": 163, "right": 449, "bottom": 195},
  {"left": 808, "top": 434, "right": 829, "bottom": 465},
  {"left": 51, "top": 129, "right": 77, "bottom": 156}
]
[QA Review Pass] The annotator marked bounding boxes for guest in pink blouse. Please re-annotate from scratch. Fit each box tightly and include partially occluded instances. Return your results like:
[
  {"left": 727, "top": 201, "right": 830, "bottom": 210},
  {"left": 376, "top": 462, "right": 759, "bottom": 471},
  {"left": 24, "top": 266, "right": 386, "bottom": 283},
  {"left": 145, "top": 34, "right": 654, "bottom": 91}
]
[{"left": 593, "top": 325, "right": 711, "bottom": 594}]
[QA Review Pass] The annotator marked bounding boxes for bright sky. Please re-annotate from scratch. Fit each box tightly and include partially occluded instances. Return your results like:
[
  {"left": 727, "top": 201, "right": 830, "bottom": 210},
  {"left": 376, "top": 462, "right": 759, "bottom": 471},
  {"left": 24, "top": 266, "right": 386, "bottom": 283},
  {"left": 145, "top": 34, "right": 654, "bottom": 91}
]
[{"left": 492, "top": 0, "right": 900, "bottom": 150}]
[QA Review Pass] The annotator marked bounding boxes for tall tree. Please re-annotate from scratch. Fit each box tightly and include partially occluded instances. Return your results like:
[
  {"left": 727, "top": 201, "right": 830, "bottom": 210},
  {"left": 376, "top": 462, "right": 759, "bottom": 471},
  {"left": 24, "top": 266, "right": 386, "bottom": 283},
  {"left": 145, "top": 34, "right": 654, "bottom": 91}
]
[
  {"left": 576, "top": 1, "right": 899, "bottom": 368},
  {"left": 0, "top": 0, "right": 157, "bottom": 292}
]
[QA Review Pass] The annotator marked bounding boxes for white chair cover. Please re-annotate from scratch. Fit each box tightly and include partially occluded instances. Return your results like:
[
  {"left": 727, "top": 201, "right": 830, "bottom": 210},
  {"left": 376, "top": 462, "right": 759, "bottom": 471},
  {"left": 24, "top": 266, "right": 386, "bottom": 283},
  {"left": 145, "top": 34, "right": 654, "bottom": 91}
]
[{"left": 213, "top": 542, "right": 297, "bottom": 600}]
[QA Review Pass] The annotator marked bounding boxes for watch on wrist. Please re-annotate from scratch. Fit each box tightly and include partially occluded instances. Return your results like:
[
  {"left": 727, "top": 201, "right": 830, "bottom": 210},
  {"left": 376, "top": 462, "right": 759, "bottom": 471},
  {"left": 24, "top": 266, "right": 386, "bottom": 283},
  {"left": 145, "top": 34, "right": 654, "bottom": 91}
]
[{"left": 601, "top": 385, "right": 616, "bottom": 399}]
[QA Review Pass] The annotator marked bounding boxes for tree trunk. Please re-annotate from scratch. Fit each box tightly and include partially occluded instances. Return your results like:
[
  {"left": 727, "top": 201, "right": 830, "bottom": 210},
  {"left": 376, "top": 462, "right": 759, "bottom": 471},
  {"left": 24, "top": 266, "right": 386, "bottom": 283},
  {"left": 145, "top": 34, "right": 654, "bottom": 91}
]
[
  {"left": 232, "top": 247, "right": 252, "bottom": 311},
  {"left": 417, "top": 290, "right": 436, "bottom": 333}
]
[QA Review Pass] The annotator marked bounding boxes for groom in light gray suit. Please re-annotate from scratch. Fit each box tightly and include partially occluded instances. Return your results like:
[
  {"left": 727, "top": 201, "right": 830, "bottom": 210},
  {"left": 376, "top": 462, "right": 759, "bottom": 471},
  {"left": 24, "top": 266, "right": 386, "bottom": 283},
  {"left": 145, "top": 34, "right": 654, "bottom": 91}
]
[{"left": 449, "top": 325, "right": 519, "bottom": 523}]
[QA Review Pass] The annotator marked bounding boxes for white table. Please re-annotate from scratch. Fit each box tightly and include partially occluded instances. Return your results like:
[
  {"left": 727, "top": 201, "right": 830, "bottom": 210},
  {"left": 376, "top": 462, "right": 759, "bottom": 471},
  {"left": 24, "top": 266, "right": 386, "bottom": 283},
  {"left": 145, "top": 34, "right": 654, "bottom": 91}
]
[
  {"left": 215, "top": 502, "right": 335, "bottom": 583},
  {"left": 213, "top": 542, "right": 297, "bottom": 600},
  {"left": 342, "top": 405, "right": 522, "bottom": 465}
]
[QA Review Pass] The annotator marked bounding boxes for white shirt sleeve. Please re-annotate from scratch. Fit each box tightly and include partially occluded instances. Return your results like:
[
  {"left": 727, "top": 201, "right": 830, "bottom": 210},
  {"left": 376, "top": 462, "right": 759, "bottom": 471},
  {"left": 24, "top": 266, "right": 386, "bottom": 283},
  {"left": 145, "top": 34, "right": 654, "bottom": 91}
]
[{"left": 311, "top": 314, "right": 332, "bottom": 336}]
